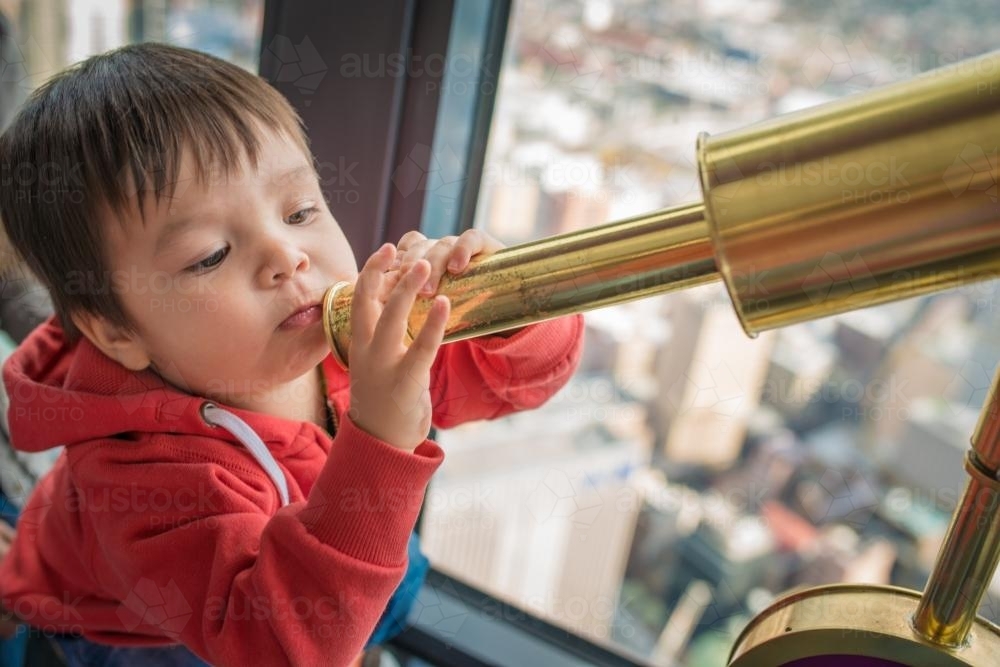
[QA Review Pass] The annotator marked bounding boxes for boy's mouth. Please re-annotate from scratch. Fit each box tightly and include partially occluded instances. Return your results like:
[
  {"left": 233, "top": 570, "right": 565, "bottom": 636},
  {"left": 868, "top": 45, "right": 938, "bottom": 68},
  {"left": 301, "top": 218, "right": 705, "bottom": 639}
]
[{"left": 278, "top": 302, "right": 323, "bottom": 330}]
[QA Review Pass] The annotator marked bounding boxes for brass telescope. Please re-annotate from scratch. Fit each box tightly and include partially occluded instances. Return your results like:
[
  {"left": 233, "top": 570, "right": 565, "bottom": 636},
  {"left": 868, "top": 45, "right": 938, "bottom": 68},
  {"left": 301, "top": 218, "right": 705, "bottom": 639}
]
[
  {"left": 324, "top": 50, "right": 1000, "bottom": 665},
  {"left": 324, "top": 50, "right": 1000, "bottom": 357}
]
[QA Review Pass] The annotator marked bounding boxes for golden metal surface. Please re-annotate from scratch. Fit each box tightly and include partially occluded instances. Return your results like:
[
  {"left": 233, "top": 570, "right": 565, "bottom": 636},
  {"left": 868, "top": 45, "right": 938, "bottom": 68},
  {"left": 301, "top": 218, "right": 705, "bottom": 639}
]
[
  {"left": 912, "top": 367, "right": 1000, "bottom": 648},
  {"left": 972, "top": 366, "right": 1000, "bottom": 470},
  {"left": 318, "top": 50, "right": 1000, "bottom": 661},
  {"left": 699, "top": 49, "right": 1000, "bottom": 335},
  {"left": 736, "top": 364, "right": 1000, "bottom": 662},
  {"left": 321, "top": 281, "right": 352, "bottom": 369},
  {"left": 324, "top": 52, "right": 999, "bottom": 362},
  {"left": 728, "top": 585, "right": 1000, "bottom": 666},
  {"left": 322, "top": 203, "right": 717, "bottom": 368},
  {"left": 912, "top": 453, "right": 1000, "bottom": 648}
]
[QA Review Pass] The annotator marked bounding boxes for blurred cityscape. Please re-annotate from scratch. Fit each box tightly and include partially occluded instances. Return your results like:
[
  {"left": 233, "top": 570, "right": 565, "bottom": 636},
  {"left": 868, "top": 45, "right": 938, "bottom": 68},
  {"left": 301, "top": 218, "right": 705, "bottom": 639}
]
[
  {"left": 1, "top": 0, "right": 998, "bottom": 664},
  {"left": 419, "top": 1, "right": 1000, "bottom": 665},
  {"left": 0, "top": 0, "right": 262, "bottom": 86}
]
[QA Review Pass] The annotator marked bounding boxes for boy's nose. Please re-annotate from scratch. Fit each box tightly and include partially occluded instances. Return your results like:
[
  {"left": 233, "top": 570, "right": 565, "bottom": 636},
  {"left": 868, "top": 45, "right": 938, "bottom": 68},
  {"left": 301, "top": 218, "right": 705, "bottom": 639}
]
[{"left": 259, "top": 242, "right": 310, "bottom": 286}]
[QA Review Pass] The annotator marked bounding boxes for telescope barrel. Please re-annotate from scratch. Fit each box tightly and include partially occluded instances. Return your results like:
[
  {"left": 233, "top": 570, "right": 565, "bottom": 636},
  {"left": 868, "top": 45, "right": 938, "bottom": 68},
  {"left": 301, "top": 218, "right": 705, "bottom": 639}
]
[
  {"left": 913, "top": 366, "right": 1000, "bottom": 647},
  {"left": 699, "top": 50, "right": 1000, "bottom": 334},
  {"left": 323, "top": 202, "right": 718, "bottom": 367},
  {"left": 324, "top": 50, "right": 999, "bottom": 365}
]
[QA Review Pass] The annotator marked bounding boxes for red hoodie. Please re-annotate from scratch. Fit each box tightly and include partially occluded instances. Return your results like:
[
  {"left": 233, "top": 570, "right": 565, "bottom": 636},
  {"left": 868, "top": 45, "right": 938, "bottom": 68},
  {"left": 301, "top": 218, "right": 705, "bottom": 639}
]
[{"left": 0, "top": 314, "right": 583, "bottom": 666}]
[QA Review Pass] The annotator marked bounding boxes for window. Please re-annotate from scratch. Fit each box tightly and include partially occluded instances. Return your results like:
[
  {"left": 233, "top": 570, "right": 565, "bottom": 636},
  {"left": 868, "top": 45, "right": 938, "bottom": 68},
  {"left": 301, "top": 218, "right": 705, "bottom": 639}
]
[
  {"left": 2, "top": 0, "right": 263, "bottom": 92},
  {"left": 418, "top": 1, "right": 1000, "bottom": 664}
]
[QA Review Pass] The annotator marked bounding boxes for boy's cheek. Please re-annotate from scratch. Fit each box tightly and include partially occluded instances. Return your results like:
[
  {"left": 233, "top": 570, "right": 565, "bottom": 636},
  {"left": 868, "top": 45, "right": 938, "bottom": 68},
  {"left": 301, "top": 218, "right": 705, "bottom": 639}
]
[{"left": 146, "top": 297, "right": 223, "bottom": 315}]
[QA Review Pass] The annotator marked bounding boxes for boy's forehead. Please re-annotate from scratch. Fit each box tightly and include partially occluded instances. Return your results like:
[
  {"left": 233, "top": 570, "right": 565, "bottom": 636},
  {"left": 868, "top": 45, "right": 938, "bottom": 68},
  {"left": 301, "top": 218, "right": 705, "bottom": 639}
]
[
  {"left": 108, "top": 133, "right": 315, "bottom": 243},
  {"left": 174, "top": 128, "right": 315, "bottom": 190},
  {"left": 173, "top": 129, "right": 314, "bottom": 193}
]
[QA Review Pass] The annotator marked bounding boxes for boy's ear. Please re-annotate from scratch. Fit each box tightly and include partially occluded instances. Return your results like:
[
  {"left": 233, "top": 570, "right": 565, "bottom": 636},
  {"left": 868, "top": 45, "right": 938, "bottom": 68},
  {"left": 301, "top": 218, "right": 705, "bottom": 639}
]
[{"left": 70, "top": 311, "right": 152, "bottom": 371}]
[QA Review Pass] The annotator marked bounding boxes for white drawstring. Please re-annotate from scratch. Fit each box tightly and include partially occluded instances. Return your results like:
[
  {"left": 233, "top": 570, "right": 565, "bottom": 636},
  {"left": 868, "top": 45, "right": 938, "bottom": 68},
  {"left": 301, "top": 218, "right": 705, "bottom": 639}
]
[{"left": 200, "top": 402, "right": 290, "bottom": 507}]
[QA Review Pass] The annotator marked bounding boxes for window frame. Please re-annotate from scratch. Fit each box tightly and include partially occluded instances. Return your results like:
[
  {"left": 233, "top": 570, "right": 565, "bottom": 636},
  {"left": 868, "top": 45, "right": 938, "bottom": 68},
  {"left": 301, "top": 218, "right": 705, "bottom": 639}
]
[{"left": 260, "top": 1, "right": 653, "bottom": 665}]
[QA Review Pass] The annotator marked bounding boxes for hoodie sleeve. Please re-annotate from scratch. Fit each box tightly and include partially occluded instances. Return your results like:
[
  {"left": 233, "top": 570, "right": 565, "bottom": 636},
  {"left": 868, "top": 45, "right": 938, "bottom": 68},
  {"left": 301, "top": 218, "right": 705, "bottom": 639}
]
[
  {"left": 430, "top": 314, "right": 584, "bottom": 428},
  {"left": 70, "top": 415, "right": 442, "bottom": 667}
]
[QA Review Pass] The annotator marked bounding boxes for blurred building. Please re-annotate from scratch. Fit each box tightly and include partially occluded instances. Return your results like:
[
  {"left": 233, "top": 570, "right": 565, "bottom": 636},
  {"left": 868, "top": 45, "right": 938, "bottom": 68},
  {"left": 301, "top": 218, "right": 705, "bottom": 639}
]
[
  {"left": 482, "top": 177, "right": 541, "bottom": 243},
  {"left": 423, "top": 382, "right": 652, "bottom": 641},
  {"left": 67, "top": 0, "right": 128, "bottom": 64},
  {"left": 890, "top": 398, "right": 978, "bottom": 510},
  {"left": 412, "top": 0, "right": 1000, "bottom": 661},
  {"left": 652, "top": 290, "right": 775, "bottom": 470},
  {"left": 762, "top": 327, "right": 838, "bottom": 420}
]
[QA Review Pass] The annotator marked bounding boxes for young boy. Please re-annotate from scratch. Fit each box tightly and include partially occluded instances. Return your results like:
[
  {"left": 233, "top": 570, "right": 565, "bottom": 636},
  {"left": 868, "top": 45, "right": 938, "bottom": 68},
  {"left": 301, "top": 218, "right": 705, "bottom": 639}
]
[{"left": 0, "top": 43, "right": 583, "bottom": 666}]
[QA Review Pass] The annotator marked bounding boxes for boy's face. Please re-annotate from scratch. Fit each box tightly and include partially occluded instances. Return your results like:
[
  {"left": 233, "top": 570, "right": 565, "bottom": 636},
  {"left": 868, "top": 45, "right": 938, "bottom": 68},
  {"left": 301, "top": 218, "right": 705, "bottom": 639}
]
[{"left": 89, "top": 127, "right": 358, "bottom": 403}]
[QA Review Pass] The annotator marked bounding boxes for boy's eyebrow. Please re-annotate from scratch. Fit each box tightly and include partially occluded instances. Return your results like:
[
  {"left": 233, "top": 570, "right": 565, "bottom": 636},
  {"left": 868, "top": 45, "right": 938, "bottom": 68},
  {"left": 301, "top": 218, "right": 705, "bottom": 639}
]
[
  {"left": 154, "top": 216, "right": 201, "bottom": 255},
  {"left": 270, "top": 164, "right": 318, "bottom": 187},
  {"left": 153, "top": 164, "right": 317, "bottom": 254}
]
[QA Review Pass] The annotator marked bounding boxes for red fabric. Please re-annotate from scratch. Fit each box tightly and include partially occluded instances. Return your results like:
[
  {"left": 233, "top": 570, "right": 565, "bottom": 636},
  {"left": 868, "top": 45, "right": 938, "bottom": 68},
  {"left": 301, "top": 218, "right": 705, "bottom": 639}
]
[{"left": 0, "top": 314, "right": 583, "bottom": 666}]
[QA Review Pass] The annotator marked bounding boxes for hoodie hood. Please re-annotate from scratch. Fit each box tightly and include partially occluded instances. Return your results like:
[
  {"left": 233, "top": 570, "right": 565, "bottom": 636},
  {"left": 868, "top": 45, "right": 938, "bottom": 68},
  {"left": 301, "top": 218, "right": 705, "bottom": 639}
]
[
  {"left": 2, "top": 317, "right": 205, "bottom": 452},
  {"left": 2, "top": 316, "right": 347, "bottom": 453}
]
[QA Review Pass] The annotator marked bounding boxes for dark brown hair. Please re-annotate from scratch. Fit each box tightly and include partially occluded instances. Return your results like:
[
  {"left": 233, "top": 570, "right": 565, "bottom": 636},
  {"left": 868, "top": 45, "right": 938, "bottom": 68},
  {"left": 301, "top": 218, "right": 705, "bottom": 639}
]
[{"left": 0, "top": 42, "right": 310, "bottom": 342}]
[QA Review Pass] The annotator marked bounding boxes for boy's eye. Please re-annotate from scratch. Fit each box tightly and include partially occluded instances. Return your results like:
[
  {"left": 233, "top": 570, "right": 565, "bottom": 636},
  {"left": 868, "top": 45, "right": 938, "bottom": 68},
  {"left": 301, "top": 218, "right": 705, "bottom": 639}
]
[
  {"left": 187, "top": 247, "right": 229, "bottom": 273},
  {"left": 286, "top": 207, "right": 318, "bottom": 225}
]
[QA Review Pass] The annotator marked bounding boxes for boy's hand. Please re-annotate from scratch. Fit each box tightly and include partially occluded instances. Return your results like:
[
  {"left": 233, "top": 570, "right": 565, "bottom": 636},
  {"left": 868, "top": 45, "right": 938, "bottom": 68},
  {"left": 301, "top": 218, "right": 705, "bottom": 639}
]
[
  {"left": 390, "top": 229, "right": 505, "bottom": 296},
  {"left": 348, "top": 244, "right": 451, "bottom": 451}
]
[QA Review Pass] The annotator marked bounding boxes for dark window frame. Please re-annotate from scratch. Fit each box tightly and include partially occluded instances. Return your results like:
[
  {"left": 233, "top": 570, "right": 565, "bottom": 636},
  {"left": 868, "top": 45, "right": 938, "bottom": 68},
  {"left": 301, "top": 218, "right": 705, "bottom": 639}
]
[
  {"left": 391, "top": 569, "right": 656, "bottom": 667},
  {"left": 261, "top": 2, "right": 651, "bottom": 665},
  {"left": 260, "top": 0, "right": 454, "bottom": 265}
]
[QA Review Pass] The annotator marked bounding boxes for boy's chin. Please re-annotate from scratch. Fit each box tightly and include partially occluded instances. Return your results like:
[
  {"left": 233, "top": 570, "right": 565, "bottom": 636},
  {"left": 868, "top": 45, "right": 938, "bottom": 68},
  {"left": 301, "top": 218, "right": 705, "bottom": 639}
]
[{"left": 285, "top": 335, "right": 334, "bottom": 373}]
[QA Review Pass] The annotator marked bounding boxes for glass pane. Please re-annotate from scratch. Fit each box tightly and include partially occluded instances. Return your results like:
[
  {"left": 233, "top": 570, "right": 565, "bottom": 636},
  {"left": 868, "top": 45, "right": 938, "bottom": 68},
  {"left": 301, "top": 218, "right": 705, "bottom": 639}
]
[
  {"left": 2, "top": 0, "right": 262, "bottom": 96},
  {"left": 140, "top": 0, "right": 263, "bottom": 72},
  {"left": 420, "top": 1, "right": 1000, "bottom": 664}
]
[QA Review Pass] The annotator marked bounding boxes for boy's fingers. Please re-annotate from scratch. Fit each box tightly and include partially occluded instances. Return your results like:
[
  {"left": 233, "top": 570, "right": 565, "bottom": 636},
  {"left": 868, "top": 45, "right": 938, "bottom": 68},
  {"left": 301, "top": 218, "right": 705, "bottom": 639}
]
[
  {"left": 393, "top": 231, "right": 427, "bottom": 268},
  {"left": 371, "top": 260, "right": 429, "bottom": 353},
  {"left": 420, "top": 237, "right": 457, "bottom": 294},
  {"left": 377, "top": 269, "right": 402, "bottom": 302},
  {"left": 397, "top": 238, "right": 434, "bottom": 272},
  {"left": 396, "top": 230, "right": 427, "bottom": 252},
  {"left": 449, "top": 229, "right": 502, "bottom": 274},
  {"left": 352, "top": 244, "right": 395, "bottom": 349},
  {"left": 447, "top": 243, "right": 473, "bottom": 274},
  {"left": 404, "top": 295, "right": 450, "bottom": 371}
]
